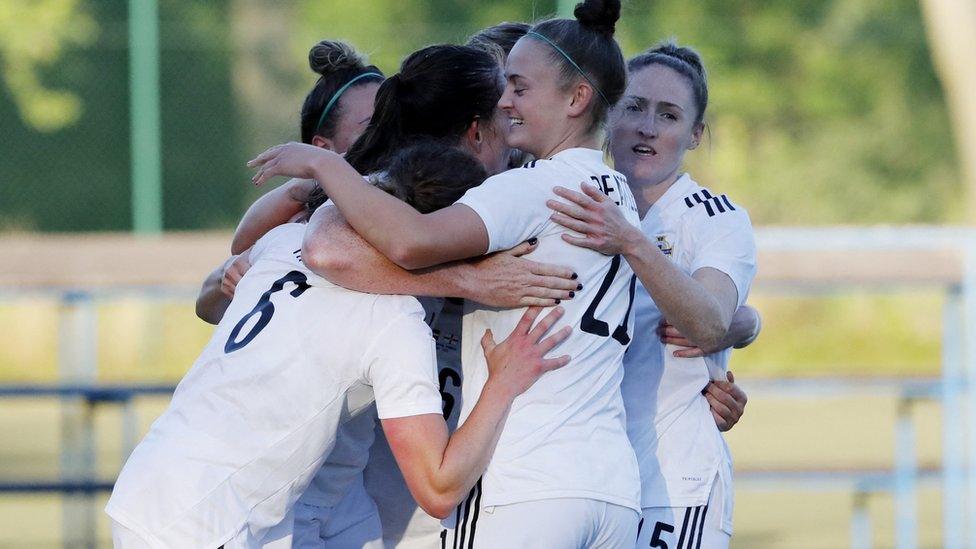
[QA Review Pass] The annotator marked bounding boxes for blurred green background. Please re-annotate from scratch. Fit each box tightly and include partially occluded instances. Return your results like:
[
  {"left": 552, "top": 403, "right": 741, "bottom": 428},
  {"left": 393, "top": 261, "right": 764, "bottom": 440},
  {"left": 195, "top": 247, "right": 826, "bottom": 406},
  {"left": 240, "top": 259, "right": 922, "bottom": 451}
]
[{"left": 1, "top": 0, "right": 973, "bottom": 547}]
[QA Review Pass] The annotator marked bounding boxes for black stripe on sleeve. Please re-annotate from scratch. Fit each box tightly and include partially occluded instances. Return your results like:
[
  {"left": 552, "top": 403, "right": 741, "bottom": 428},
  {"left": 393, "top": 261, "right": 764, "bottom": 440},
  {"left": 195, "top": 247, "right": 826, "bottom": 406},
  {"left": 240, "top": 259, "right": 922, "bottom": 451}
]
[
  {"left": 692, "top": 192, "right": 705, "bottom": 204},
  {"left": 676, "top": 507, "right": 692, "bottom": 548},
  {"left": 694, "top": 505, "right": 708, "bottom": 549},
  {"left": 721, "top": 195, "right": 736, "bottom": 211},
  {"left": 684, "top": 197, "right": 694, "bottom": 208},
  {"left": 712, "top": 197, "right": 726, "bottom": 213},
  {"left": 703, "top": 201, "right": 716, "bottom": 217},
  {"left": 700, "top": 189, "right": 712, "bottom": 199}
]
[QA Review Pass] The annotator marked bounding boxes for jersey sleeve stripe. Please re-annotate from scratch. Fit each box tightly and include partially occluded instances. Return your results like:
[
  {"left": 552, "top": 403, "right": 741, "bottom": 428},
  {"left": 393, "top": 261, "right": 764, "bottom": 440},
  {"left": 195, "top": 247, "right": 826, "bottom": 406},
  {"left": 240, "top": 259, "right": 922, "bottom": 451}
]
[
  {"left": 676, "top": 506, "right": 693, "bottom": 548},
  {"left": 720, "top": 195, "right": 736, "bottom": 211},
  {"left": 694, "top": 505, "right": 708, "bottom": 549}
]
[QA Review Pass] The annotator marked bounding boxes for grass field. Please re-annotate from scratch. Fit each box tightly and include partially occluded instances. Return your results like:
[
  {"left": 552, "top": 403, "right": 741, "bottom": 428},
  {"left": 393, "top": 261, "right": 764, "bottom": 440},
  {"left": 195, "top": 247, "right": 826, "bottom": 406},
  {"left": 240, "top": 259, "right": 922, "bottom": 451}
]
[{"left": 0, "top": 290, "right": 953, "bottom": 547}]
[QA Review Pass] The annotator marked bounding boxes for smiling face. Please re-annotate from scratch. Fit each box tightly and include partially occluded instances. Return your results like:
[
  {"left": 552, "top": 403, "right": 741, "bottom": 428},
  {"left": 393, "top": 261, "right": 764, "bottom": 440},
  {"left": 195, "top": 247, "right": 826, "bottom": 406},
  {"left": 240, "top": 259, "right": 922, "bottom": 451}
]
[
  {"left": 609, "top": 64, "right": 703, "bottom": 189},
  {"left": 329, "top": 81, "right": 380, "bottom": 153},
  {"left": 497, "top": 38, "right": 578, "bottom": 159}
]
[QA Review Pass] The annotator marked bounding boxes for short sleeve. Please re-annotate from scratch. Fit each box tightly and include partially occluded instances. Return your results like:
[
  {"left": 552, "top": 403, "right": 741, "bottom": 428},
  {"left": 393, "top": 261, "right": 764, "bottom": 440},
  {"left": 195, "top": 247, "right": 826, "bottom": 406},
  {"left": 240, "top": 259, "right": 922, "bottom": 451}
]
[
  {"left": 250, "top": 223, "right": 304, "bottom": 263},
  {"left": 687, "top": 206, "right": 757, "bottom": 308},
  {"left": 455, "top": 170, "right": 554, "bottom": 253},
  {"left": 364, "top": 310, "right": 442, "bottom": 419}
]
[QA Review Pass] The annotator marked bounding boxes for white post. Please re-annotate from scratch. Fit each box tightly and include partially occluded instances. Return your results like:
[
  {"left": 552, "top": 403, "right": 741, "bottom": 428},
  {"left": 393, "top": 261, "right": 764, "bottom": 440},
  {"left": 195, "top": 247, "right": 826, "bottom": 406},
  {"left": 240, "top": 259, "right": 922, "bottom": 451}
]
[
  {"left": 942, "top": 288, "right": 966, "bottom": 548},
  {"left": 894, "top": 397, "right": 917, "bottom": 549},
  {"left": 851, "top": 491, "right": 873, "bottom": 549},
  {"left": 58, "top": 291, "right": 98, "bottom": 548}
]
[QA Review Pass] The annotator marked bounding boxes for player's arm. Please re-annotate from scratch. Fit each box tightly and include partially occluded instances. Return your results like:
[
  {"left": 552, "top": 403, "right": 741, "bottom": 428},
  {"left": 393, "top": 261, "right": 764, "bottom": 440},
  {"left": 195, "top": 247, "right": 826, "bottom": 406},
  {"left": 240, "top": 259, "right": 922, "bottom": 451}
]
[
  {"left": 250, "top": 143, "right": 488, "bottom": 269},
  {"left": 659, "top": 304, "right": 762, "bottom": 358},
  {"left": 302, "top": 206, "right": 579, "bottom": 307},
  {"left": 549, "top": 183, "right": 737, "bottom": 352},
  {"left": 231, "top": 178, "right": 318, "bottom": 254},
  {"left": 195, "top": 249, "right": 252, "bottom": 324},
  {"left": 381, "top": 307, "right": 571, "bottom": 519}
]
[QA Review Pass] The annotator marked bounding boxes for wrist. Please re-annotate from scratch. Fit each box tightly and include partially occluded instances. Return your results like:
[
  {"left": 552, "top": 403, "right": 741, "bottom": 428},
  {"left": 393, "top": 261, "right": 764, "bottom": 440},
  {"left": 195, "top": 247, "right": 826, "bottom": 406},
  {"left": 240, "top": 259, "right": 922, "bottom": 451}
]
[
  {"left": 482, "top": 376, "right": 519, "bottom": 403},
  {"left": 620, "top": 226, "right": 648, "bottom": 257}
]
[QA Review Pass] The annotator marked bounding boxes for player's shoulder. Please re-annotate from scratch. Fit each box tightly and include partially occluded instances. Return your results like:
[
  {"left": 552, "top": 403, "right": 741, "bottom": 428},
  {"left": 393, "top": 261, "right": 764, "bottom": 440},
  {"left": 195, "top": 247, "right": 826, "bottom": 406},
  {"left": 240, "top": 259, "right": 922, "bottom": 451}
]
[
  {"left": 251, "top": 223, "right": 305, "bottom": 260},
  {"left": 677, "top": 179, "right": 751, "bottom": 228}
]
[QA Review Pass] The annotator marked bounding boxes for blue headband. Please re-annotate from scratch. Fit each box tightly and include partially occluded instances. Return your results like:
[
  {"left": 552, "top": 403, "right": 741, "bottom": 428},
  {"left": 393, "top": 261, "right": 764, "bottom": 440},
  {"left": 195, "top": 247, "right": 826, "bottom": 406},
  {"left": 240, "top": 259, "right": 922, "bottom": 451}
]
[
  {"left": 526, "top": 31, "right": 611, "bottom": 107},
  {"left": 314, "top": 72, "right": 384, "bottom": 134}
]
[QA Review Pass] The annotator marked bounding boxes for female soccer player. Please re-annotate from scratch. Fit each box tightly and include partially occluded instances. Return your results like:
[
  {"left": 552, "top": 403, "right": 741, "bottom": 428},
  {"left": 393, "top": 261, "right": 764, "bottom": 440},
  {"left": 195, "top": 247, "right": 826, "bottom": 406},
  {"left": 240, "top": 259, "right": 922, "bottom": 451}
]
[
  {"left": 547, "top": 42, "right": 757, "bottom": 549},
  {"left": 250, "top": 1, "right": 646, "bottom": 545},
  {"left": 108, "top": 140, "right": 571, "bottom": 548}
]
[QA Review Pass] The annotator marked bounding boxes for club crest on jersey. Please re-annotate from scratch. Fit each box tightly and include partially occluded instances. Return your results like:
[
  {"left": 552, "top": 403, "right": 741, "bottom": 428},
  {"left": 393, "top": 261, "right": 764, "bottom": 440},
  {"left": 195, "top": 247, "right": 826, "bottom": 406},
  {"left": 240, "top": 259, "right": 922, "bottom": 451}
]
[{"left": 655, "top": 235, "right": 673, "bottom": 257}]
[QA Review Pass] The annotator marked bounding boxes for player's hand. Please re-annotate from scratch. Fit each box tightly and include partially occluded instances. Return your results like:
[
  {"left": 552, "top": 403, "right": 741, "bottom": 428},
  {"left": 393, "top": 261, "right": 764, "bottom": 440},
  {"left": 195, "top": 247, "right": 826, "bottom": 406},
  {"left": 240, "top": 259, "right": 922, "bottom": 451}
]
[
  {"left": 547, "top": 182, "right": 643, "bottom": 256},
  {"left": 466, "top": 240, "right": 580, "bottom": 307},
  {"left": 248, "top": 142, "right": 338, "bottom": 187},
  {"left": 220, "top": 251, "right": 252, "bottom": 298},
  {"left": 705, "top": 371, "right": 748, "bottom": 432},
  {"left": 481, "top": 307, "right": 571, "bottom": 398},
  {"left": 658, "top": 320, "right": 716, "bottom": 357}
]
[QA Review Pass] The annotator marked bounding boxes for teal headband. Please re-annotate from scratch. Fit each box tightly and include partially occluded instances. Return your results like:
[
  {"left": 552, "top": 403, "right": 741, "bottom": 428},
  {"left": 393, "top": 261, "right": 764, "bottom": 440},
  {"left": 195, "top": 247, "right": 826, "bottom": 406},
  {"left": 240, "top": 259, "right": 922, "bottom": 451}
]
[
  {"left": 314, "top": 72, "right": 384, "bottom": 134},
  {"left": 526, "top": 31, "right": 611, "bottom": 107}
]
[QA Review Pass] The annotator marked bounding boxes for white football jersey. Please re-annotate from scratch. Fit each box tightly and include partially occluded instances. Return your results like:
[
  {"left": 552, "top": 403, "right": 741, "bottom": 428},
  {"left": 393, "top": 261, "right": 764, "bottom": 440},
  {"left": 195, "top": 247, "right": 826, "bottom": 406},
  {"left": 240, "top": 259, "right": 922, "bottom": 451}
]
[
  {"left": 455, "top": 147, "right": 642, "bottom": 511},
  {"left": 365, "top": 298, "right": 464, "bottom": 548},
  {"left": 623, "top": 173, "right": 757, "bottom": 508},
  {"left": 105, "top": 223, "right": 442, "bottom": 548}
]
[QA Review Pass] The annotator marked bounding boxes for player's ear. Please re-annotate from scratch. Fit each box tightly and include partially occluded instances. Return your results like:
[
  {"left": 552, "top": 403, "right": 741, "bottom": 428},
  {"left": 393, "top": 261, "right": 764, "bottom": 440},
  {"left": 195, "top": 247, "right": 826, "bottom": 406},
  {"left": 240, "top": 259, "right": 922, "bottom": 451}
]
[
  {"left": 688, "top": 122, "right": 704, "bottom": 150},
  {"left": 311, "top": 134, "right": 336, "bottom": 152},
  {"left": 567, "top": 81, "right": 593, "bottom": 118},
  {"left": 463, "top": 118, "right": 483, "bottom": 152}
]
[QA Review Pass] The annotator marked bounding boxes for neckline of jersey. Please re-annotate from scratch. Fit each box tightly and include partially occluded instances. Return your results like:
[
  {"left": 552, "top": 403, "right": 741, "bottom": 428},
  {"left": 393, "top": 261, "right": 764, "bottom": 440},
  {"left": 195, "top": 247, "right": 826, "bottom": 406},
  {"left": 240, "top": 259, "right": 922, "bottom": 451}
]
[
  {"left": 641, "top": 172, "right": 695, "bottom": 223},
  {"left": 547, "top": 146, "right": 604, "bottom": 163}
]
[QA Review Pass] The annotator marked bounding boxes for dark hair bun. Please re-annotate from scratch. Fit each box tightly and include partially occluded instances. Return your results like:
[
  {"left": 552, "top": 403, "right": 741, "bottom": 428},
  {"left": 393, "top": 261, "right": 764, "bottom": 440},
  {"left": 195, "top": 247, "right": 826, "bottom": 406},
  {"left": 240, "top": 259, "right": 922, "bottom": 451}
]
[
  {"left": 308, "top": 40, "right": 366, "bottom": 76},
  {"left": 573, "top": 0, "right": 620, "bottom": 35},
  {"left": 651, "top": 41, "right": 705, "bottom": 77}
]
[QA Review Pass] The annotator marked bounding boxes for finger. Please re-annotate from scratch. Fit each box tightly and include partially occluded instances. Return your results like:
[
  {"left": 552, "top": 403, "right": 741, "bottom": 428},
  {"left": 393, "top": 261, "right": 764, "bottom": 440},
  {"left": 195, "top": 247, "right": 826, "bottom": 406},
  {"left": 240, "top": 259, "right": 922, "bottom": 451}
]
[
  {"left": 540, "top": 354, "right": 571, "bottom": 372},
  {"left": 537, "top": 324, "right": 572, "bottom": 355},
  {"left": 522, "top": 286, "right": 573, "bottom": 301},
  {"left": 706, "top": 383, "right": 740, "bottom": 409},
  {"left": 712, "top": 409, "right": 730, "bottom": 432},
  {"left": 727, "top": 370, "right": 736, "bottom": 383},
  {"left": 220, "top": 282, "right": 234, "bottom": 299},
  {"left": 246, "top": 144, "right": 283, "bottom": 168},
  {"left": 506, "top": 240, "right": 537, "bottom": 257},
  {"left": 550, "top": 213, "right": 594, "bottom": 235},
  {"left": 546, "top": 199, "right": 594, "bottom": 223},
  {"left": 705, "top": 392, "right": 734, "bottom": 422},
  {"left": 561, "top": 233, "right": 602, "bottom": 251},
  {"left": 518, "top": 296, "right": 561, "bottom": 307},
  {"left": 529, "top": 306, "right": 566, "bottom": 342},
  {"left": 672, "top": 347, "right": 705, "bottom": 358},
  {"left": 515, "top": 307, "right": 543, "bottom": 336},
  {"left": 663, "top": 325, "right": 684, "bottom": 338},
  {"left": 526, "top": 260, "right": 577, "bottom": 282},
  {"left": 553, "top": 186, "right": 598, "bottom": 208},
  {"left": 662, "top": 336, "right": 694, "bottom": 347},
  {"left": 580, "top": 182, "right": 608, "bottom": 202},
  {"left": 253, "top": 159, "right": 280, "bottom": 187},
  {"left": 480, "top": 329, "right": 496, "bottom": 356},
  {"left": 726, "top": 382, "right": 748, "bottom": 405},
  {"left": 529, "top": 273, "right": 579, "bottom": 292}
]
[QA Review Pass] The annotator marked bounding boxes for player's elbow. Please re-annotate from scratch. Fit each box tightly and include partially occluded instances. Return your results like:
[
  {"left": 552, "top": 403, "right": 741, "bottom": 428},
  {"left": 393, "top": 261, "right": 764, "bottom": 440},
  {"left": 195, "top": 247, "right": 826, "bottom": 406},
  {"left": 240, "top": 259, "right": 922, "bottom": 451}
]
[
  {"left": 387, "top": 239, "right": 433, "bottom": 270},
  {"left": 195, "top": 299, "right": 219, "bottom": 325},
  {"left": 301, "top": 235, "right": 351, "bottom": 279},
  {"left": 692, "top": 317, "right": 730, "bottom": 354},
  {"left": 416, "top": 492, "right": 459, "bottom": 520}
]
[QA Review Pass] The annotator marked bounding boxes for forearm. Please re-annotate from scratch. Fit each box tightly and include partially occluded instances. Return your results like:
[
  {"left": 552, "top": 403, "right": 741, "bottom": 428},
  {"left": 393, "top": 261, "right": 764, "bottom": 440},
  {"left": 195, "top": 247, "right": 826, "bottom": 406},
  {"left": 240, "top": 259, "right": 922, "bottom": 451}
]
[
  {"left": 195, "top": 260, "right": 232, "bottom": 324},
  {"left": 302, "top": 207, "right": 473, "bottom": 297},
  {"left": 231, "top": 178, "right": 315, "bottom": 254},
  {"left": 429, "top": 381, "right": 513, "bottom": 512},
  {"left": 623, "top": 236, "right": 730, "bottom": 350},
  {"left": 309, "top": 158, "right": 437, "bottom": 267}
]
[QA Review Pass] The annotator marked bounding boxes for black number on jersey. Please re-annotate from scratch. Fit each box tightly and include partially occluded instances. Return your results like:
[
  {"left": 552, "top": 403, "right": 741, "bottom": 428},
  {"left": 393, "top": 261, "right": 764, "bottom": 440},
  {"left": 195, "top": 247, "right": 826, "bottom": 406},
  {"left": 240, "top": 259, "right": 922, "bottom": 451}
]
[
  {"left": 224, "top": 270, "right": 311, "bottom": 353},
  {"left": 649, "top": 521, "right": 675, "bottom": 549},
  {"left": 580, "top": 255, "right": 637, "bottom": 345},
  {"left": 438, "top": 367, "right": 461, "bottom": 420}
]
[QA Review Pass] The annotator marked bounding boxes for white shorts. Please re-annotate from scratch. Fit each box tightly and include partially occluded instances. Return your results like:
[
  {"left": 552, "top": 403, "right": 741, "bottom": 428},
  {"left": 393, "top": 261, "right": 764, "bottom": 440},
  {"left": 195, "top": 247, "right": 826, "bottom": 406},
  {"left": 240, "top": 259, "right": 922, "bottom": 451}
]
[
  {"left": 636, "top": 467, "right": 733, "bottom": 549},
  {"left": 449, "top": 487, "right": 639, "bottom": 549}
]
